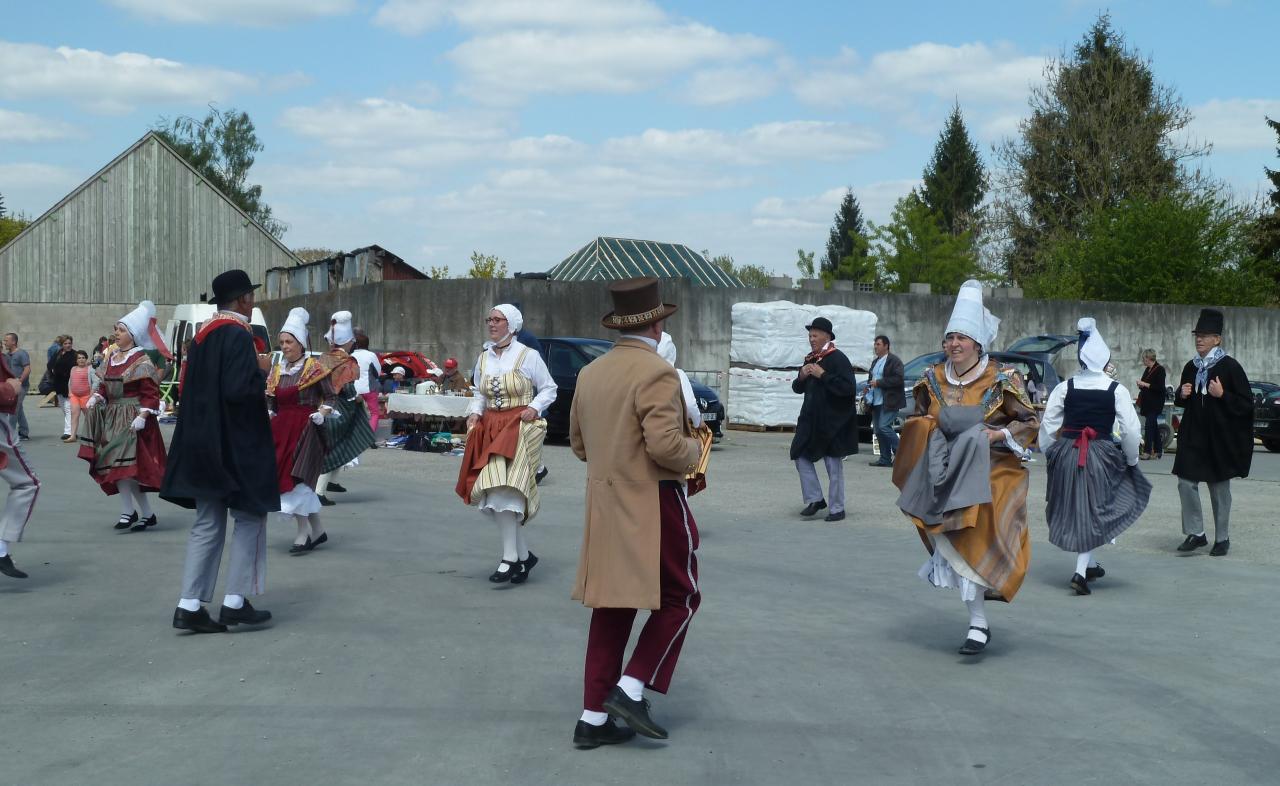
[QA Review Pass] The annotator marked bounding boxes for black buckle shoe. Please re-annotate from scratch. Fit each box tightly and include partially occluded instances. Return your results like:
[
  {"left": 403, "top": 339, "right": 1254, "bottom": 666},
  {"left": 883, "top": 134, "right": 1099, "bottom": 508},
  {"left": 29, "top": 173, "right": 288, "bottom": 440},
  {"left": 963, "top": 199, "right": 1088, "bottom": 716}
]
[
  {"left": 114, "top": 511, "right": 139, "bottom": 530},
  {"left": 1210, "top": 539, "right": 1230, "bottom": 557},
  {"left": 318, "top": 495, "right": 336, "bottom": 507},
  {"left": 289, "top": 537, "right": 313, "bottom": 555},
  {"left": 799, "top": 500, "right": 827, "bottom": 517},
  {"left": 326, "top": 482, "right": 347, "bottom": 493},
  {"left": 535, "top": 467, "right": 549, "bottom": 485},
  {"left": 510, "top": 552, "right": 538, "bottom": 584},
  {"left": 1177, "top": 533, "right": 1208, "bottom": 552},
  {"left": 1070, "top": 573, "right": 1091, "bottom": 595},
  {"left": 130, "top": 514, "right": 157, "bottom": 532},
  {"left": 602, "top": 686, "right": 668, "bottom": 739},
  {"left": 219, "top": 600, "right": 272, "bottom": 626},
  {"left": 489, "top": 560, "right": 519, "bottom": 583},
  {"left": 0, "top": 555, "right": 29, "bottom": 579},
  {"left": 173, "top": 606, "right": 227, "bottom": 633},
  {"left": 1085, "top": 563, "right": 1105, "bottom": 580},
  {"left": 958, "top": 626, "right": 990, "bottom": 655},
  {"left": 573, "top": 718, "right": 636, "bottom": 749}
]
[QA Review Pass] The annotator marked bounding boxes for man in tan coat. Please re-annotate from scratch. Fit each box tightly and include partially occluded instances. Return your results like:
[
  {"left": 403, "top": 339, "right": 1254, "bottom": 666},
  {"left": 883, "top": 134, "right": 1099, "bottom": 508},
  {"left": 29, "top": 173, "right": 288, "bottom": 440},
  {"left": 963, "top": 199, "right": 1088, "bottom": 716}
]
[{"left": 569, "top": 277, "right": 702, "bottom": 750}]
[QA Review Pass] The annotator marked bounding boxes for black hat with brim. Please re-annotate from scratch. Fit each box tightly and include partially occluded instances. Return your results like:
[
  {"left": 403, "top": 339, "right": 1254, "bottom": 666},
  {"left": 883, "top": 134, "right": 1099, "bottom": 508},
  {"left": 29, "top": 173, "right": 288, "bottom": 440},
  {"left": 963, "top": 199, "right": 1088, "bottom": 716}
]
[
  {"left": 805, "top": 317, "right": 835, "bottom": 339},
  {"left": 211, "top": 269, "right": 261, "bottom": 305},
  {"left": 1192, "top": 308, "right": 1224, "bottom": 335}
]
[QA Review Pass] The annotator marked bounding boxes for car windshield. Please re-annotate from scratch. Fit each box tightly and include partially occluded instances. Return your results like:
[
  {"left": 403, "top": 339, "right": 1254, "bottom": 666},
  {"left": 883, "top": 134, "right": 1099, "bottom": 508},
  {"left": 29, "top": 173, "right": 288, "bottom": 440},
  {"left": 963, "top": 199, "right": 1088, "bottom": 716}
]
[
  {"left": 578, "top": 342, "right": 610, "bottom": 361},
  {"left": 902, "top": 352, "right": 943, "bottom": 383},
  {"left": 1007, "top": 336, "right": 1073, "bottom": 354}
]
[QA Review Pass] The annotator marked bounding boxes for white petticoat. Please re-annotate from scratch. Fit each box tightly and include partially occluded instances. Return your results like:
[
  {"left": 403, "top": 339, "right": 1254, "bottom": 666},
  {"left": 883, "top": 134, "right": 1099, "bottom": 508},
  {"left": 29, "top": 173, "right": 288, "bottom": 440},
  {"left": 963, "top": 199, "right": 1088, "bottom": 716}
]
[
  {"left": 277, "top": 483, "right": 321, "bottom": 517},
  {"left": 918, "top": 537, "right": 992, "bottom": 602},
  {"left": 477, "top": 486, "right": 527, "bottom": 517}
]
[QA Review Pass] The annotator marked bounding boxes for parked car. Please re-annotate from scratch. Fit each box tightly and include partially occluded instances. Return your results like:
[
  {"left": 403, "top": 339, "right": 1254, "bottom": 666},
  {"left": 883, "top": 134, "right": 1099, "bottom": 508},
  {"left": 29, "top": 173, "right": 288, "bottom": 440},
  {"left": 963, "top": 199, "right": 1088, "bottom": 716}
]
[
  {"left": 1255, "top": 389, "right": 1280, "bottom": 452},
  {"left": 856, "top": 350, "right": 1063, "bottom": 442},
  {"left": 1005, "top": 334, "right": 1078, "bottom": 357},
  {"left": 539, "top": 337, "right": 725, "bottom": 442}
]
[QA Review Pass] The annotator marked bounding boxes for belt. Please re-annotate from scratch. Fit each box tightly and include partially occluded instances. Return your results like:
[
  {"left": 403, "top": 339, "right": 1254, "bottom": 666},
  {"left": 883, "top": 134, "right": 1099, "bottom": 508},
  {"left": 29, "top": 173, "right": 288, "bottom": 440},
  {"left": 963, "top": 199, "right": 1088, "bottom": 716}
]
[{"left": 1061, "top": 427, "right": 1098, "bottom": 468}]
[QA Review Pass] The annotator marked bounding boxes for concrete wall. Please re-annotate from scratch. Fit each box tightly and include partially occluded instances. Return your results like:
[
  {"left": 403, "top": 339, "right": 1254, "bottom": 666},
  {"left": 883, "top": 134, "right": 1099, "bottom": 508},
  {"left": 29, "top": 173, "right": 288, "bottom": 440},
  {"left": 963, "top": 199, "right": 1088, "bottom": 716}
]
[
  {"left": 259, "top": 280, "right": 1280, "bottom": 398},
  {"left": 0, "top": 302, "right": 177, "bottom": 361}
]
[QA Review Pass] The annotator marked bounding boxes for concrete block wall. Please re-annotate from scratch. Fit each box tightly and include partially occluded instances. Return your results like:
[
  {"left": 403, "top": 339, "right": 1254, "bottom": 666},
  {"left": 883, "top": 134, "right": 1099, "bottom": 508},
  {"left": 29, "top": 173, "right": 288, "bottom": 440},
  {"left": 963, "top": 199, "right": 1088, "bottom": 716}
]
[{"left": 0, "top": 303, "right": 177, "bottom": 361}]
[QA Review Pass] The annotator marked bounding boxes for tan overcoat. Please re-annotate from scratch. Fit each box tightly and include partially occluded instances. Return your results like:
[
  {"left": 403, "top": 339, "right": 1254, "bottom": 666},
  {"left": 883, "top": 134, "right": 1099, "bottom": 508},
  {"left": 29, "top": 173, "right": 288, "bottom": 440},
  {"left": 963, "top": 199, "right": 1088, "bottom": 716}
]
[{"left": 570, "top": 338, "right": 701, "bottom": 610}]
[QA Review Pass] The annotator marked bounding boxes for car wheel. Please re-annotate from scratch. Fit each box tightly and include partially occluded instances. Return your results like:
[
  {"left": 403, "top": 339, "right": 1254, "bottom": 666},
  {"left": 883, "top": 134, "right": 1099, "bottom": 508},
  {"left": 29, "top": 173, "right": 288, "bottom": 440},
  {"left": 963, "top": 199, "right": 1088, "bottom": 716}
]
[{"left": 1264, "top": 439, "right": 1280, "bottom": 453}]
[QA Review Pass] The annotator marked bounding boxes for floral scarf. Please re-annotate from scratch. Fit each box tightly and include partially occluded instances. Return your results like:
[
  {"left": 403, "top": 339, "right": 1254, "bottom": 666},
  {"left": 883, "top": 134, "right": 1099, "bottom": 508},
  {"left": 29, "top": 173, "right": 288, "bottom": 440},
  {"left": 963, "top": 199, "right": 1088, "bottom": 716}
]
[
  {"left": 1192, "top": 346, "right": 1226, "bottom": 394},
  {"left": 804, "top": 340, "right": 837, "bottom": 365}
]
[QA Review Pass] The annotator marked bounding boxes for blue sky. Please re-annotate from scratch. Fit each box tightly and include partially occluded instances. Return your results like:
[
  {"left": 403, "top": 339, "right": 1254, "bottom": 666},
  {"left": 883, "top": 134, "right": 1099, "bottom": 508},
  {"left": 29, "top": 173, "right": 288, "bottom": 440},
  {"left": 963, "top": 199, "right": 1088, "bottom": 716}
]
[{"left": 3, "top": 0, "right": 1278, "bottom": 275}]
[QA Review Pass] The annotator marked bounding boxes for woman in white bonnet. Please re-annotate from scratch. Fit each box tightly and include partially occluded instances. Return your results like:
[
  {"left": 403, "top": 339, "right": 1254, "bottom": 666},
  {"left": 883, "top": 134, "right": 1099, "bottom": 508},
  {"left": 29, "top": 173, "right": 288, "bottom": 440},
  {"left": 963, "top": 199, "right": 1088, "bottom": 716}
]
[
  {"left": 657, "top": 332, "right": 702, "bottom": 428},
  {"left": 454, "top": 304, "right": 558, "bottom": 584}
]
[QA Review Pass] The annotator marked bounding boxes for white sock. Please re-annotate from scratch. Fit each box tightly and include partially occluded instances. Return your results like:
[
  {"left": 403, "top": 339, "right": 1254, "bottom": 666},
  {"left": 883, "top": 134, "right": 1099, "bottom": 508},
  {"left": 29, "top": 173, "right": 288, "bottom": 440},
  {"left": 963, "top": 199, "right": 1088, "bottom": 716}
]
[
  {"left": 223, "top": 594, "right": 245, "bottom": 609},
  {"left": 294, "top": 515, "right": 310, "bottom": 544},
  {"left": 1193, "top": 531, "right": 1206, "bottom": 538},
  {"left": 580, "top": 710, "right": 608, "bottom": 726},
  {"left": 133, "top": 489, "right": 153, "bottom": 518},
  {"left": 316, "top": 471, "right": 333, "bottom": 495},
  {"left": 496, "top": 510, "right": 519, "bottom": 563},
  {"left": 307, "top": 512, "right": 325, "bottom": 538},
  {"left": 118, "top": 480, "right": 138, "bottom": 517},
  {"left": 965, "top": 597, "right": 989, "bottom": 644},
  {"left": 618, "top": 675, "right": 645, "bottom": 702},
  {"left": 0, "top": 539, "right": 9, "bottom": 557},
  {"left": 177, "top": 597, "right": 201, "bottom": 612},
  {"left": 516, "top": 525, "right": 530, "bottom": 562},
  {"left": 1075, "top": 551, "right": 1093, "bottom": 577}
]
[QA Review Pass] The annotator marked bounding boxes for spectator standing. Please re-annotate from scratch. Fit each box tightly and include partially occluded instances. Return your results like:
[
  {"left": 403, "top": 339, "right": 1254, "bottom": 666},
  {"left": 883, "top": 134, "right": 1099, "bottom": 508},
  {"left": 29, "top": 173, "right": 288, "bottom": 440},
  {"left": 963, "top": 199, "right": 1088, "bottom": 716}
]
[
  {"left": 790, "top": 317, "right": 859, "bottom": 522},
  {"left": 67, "top": 351, "right": 97, "bottom": 440},
  {"left": 350, "top": 332, "right": 382, "bottom": 435},
  {"left": 1172, "top": 309, "right": 1253, "bottom": 557},
  {"left": 866, "top": 334, "right": 905, "bottom": 467},
  {"left": 49, "top": 336, "right": 77, "bottom": 440},
  {"left": 1135, "top": 349, "right": 1167, "bottom": 460},
  {"left": 2, "top": 333, "right": 31, "bottom": 440}
]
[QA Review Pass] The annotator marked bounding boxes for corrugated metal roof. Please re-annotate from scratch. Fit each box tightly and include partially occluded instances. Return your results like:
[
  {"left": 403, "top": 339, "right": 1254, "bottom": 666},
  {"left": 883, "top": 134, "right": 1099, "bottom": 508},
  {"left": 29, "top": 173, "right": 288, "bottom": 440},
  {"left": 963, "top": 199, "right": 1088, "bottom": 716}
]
[{"left": 546, "top": 237, "right": 743, "bottom": 287}]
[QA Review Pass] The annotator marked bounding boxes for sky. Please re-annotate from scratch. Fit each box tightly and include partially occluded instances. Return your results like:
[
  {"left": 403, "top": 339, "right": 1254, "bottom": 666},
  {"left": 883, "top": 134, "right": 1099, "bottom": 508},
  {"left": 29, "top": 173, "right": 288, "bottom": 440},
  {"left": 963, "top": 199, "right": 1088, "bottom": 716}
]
[{"left": 2, "top": 0, "right": 1278, "bottom": 276}]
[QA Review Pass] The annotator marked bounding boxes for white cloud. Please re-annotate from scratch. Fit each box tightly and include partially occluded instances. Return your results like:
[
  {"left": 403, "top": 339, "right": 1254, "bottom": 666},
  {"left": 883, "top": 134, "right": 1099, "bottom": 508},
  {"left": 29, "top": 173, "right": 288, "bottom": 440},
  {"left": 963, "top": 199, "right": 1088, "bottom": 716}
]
[
  {"left": 279, "top": 98, "right": 509, "bottom": 150},
  {"left": 0, "top": 41, "right": 256, "bottom": 114},
  {"left": 258, "top": 162, "right": 413, "bottom": 192},
  {"left": 682, "top": 65, "right": 779, "bottom": 106},
  {"left": 752, "top": 180, "right": 919, "bottom": 233},
  {"left": 1188, "top": 98, "right": 1280, "bottom": 152},
  {"left": 108, "top": 0, "right": 357, "bottom": 26},
  {"left": 605, "top": 121, "right": 882, "bottom": 165},
  {"left": 373, "top": 0, "right": 665, "bottom": 35},
  {"left": 0, "top": 163, "right": 83, "bottom": 215},
  {"left": 794, "top": 42, "right": 1045, "bottom": 110},
  {"left": 0, "top": 109, "right": 82, "bottom": 143}
]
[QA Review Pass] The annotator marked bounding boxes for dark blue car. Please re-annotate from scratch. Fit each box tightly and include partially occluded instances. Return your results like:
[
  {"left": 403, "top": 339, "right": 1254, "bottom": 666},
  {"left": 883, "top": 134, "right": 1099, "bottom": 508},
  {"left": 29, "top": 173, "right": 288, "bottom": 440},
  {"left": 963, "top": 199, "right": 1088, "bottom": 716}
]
[{"left": 539, "top": 337, "right": 725, "bottom": 442}]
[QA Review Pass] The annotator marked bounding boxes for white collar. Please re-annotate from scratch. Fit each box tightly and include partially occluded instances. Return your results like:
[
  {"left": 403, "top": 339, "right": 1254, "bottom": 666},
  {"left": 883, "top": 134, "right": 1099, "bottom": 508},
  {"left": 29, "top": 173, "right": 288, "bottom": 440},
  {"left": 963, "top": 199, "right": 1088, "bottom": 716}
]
[
  {"left": 218, "top": 309, "right": 250, "bottom": 324},
  {"left": 621, "top": 335, "right": 660, "bottom": 349},
  {"left": 283, "top": 355, "right": 306, "bottom": 374},
  {"left": 112, "top": 346, "right": 143, "bottom": 364},
  {"left": 944, "top": 354, "right": 989, "bottom": 385}
]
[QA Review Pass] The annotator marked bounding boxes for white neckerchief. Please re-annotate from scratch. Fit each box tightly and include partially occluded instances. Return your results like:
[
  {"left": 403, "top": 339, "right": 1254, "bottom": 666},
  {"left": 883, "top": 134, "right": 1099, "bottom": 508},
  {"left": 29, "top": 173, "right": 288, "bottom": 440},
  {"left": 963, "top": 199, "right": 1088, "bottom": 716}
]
[
  {"left": 944, "top": 354, "right": 989, "bottom": 386},
  {"left": 282, "top": 355, "right": 306, "bottom": 375},
  {"left": 111, "top": 346, "right": 143, "bottom": 366}
]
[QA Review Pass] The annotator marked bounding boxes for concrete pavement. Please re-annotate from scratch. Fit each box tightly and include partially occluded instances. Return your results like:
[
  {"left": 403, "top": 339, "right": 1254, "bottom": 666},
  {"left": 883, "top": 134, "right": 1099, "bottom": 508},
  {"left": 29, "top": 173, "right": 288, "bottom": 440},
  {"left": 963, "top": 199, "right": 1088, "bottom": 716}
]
[{"left": 4, "top": 406, "right": 1280, "bottom": 785}]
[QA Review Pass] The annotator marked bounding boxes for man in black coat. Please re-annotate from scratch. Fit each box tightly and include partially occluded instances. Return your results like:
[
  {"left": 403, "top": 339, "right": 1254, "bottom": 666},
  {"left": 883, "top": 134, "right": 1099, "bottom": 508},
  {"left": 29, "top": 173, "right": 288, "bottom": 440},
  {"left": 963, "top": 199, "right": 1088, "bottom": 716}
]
[
  {"left": 790, "top": 317, "right": 858, "bottom": 522},
  {"left": 1172, "top": 308, "right": 1252, "bottom": 557},
  {"left": 162, "top": 270, "right": 279, "bottom": 633},
  {"left": 865, "top": 334, "right": 905, "bottom": 467}
]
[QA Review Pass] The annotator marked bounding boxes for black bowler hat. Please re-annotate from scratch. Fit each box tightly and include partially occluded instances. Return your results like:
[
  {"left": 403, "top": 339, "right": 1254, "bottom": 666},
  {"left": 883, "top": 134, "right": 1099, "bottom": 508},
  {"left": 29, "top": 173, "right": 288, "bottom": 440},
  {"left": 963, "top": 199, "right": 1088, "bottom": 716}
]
[
  {"left": 1192, "top": 308, "right": 1224, "bottom": 335},
  {"left": 805, "top": 316, "right": 835, "bottom": 339},
  {"left": 211, "top": 269, "right": 260, "bottom": 305}
]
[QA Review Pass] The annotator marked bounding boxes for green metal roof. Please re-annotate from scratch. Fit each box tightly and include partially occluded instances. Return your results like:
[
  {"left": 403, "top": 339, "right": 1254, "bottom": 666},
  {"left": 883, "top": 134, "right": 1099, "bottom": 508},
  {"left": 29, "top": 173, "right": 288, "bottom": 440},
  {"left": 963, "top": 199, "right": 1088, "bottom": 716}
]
[{"left": 546, "top": 236, "right": 744, "bottom": 287}]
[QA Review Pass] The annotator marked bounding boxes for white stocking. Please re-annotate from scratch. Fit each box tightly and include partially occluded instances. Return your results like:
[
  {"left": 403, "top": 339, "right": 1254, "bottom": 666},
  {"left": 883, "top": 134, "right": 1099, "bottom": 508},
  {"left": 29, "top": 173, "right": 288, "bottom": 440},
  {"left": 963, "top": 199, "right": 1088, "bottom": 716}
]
[
  {"left": 293, "top": 515, "right": 310, "bottom": 545},
  {"left": 495, "top": 510, "right": 519, "bottom": 564},
  {"left": 117, "top": 479, "right": 140, "bottom": 516},
  {"left": 515, "top": 523, "right": 530, "bottom": 561},
  {"left": 308, "top": 512, "right": 326, "bottom": 539},
  {"left": 132, "top": 487, "right": 153, "bottom": 518},
  {"left": 965, "top": 597, "right": 989, "bottom": 644},
  {"left": 1075, "top": 550, "right": 1094, "bottom": 577}
]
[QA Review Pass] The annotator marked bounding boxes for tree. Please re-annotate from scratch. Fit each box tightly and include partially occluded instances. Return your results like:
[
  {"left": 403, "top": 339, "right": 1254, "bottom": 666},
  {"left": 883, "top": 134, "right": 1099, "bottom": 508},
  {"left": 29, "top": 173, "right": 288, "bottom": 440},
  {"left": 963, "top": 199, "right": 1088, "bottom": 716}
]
[
  {"left": 0, "top": 212, "right": 30, "bottom": 249},
  {"left": 709, "top": 252, "right": 774, "bottom": 287},
  {"left": 993, "top": 14, "right": 1208, "bottom": 285},
  {"left": 0, "top": 191, "right": 6, "bottom": 219},
  {"left": 869, "top": 191, "right": 982, "bottom": 294},
  {"left": 466, "top": 252, "right": 508, "bottom": 279},
  {"left": 154, "top": 106, "right": 287, "bottom": 239},
  {"left": 823, "top": 189, "right": 871, "bottom": 280},
  {"left": 1250, "top": 116, "right": 1280, "bottom": 283},
  {"left": 1025, "top": 189, "right": 1267, "bottom": 306},
  {"left": 921, "top": 103, "right": 987, "bottom": 238},
  {"left": 428, "top": 265, "right": 451, "bottom": 279},
  {"left": 795, "top": 249, "right": 816, "bottom": 279},
  {"left": 292, "top": 247, "right": 342, "bottom": 263}
]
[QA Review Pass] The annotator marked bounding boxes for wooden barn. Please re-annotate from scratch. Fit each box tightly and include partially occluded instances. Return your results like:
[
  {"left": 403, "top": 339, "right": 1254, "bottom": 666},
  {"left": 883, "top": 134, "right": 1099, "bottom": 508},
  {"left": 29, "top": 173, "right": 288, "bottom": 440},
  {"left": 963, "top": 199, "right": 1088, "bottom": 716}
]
[{"left": 0, "top": 130, "right": 298, "bottom": 350}]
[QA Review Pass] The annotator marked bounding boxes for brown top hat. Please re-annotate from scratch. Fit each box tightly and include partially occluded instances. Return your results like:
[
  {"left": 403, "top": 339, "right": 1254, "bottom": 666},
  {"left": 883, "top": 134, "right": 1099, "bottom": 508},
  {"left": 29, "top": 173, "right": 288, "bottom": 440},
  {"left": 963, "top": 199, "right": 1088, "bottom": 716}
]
[{"left": 601, "top": 277, "right": 678, "bottom": 330}]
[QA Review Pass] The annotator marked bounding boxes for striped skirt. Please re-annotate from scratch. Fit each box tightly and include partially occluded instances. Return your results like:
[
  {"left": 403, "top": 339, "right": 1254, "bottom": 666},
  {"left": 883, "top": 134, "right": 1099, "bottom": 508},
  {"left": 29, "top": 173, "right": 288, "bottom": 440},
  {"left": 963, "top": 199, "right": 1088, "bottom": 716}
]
[
  {"left": 1044, "top": 437, "right": 1152, "bottom": 553},
  {"left": 322, "top": 386, "right": 375, "bottom": 473}
]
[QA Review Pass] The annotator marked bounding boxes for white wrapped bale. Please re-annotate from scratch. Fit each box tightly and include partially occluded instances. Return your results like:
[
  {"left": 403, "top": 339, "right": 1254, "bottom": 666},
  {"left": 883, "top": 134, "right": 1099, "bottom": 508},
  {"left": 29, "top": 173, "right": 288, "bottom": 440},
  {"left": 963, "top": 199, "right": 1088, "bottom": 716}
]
[
  {"left": 731, "top": 300, "right": 878, "bottom": 370},
  {"left": 728, "top": 367, "right": 802, "bottom": 427}
]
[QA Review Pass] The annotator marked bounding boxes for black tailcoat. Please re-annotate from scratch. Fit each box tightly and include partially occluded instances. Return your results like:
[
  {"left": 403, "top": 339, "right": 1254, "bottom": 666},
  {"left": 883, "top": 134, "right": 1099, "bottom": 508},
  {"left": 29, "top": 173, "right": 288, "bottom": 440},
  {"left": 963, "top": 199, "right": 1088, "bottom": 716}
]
[
  {"left": 160, "top": 321, "right": 280, "bottom": 514},
  {"left": 790, "top": 349, "right": 860, "bottom": 461},
  {"left": 1171, "top": 355, "right": 1253, "bottom": 482}
]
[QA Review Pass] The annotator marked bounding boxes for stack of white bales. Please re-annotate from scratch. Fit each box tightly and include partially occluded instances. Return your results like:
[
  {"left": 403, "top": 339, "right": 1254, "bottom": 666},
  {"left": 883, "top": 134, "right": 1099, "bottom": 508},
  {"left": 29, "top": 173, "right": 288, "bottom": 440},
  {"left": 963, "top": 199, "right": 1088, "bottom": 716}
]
[{"left": 728, "top": 300, "right": 878, "bottom": 427}]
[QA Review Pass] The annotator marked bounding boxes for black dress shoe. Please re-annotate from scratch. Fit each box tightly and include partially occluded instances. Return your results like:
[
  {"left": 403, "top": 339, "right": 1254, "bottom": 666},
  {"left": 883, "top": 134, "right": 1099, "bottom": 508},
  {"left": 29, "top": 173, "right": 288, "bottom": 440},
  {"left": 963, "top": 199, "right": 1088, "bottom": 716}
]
[
  {"left": 309, "top": 532, "right": 329, "bottom": 550},
  {"left": 869, "top": 460, "right": 893, "bottom": 467},
  {"left": 0, "top": 555, "right": 29, "bottom": 579},
  {"left": 799, "top": 500, "right": 827, "bottom": 517},
  {"left": 114, "top": 511, "right": 139, "bottom": 530},
  {"left": 602, "top": 686, "right": 668, "bottom": 740},
  {"left": 289, "top": 537, "right": 313, "bottom": 555},
  {"left": 219, "top": 600, "right": 272, "bottom": 626},
  {"left": 1177, "top": 533, "right": 1208, "bottom": 552},
  {"left": 326, "top": 482, "right": 347, "bottom": 493},
  {"left": 573, "top": 718, "right": 636, "bottom": 749},
  {"left": 318, "top": 495, "right": 336, "bottom": 507},
  {"left": 535, "top": 466, "right": 549, "bottom": 485},
  {"left": 1210, "top": 539, "right": 1230, "bottom": 556},
  {"left": 1085, "top": 563, "right": 1105, "bottom": 580},
  {"left": 510, "top": 552, "right": 538, "bottom": 584},
  {"left": 173, "top": 607, "right": 227, "bottom": 633},
  {"left": 957, "top": 626, "right": 990, "bottom": 656},
  {"left": 489, "top": 560, "right": 519, "bottom": 583},
  {"left": 130, "top": 514, "right": 157, "bottom": 532},
  {"left": 1070, "top": 573, "right": 1092, "bottom": 595},
  {"left": 824, "top": 511, "right": 846, "bottom": 522}
]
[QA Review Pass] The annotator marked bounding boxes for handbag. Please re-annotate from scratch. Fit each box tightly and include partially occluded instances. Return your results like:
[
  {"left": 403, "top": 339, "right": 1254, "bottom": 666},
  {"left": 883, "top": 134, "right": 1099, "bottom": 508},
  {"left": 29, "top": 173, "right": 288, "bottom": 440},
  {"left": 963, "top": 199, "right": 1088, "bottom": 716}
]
[{"left": 37, "top": 369, "right": 54, "bottom": 395}]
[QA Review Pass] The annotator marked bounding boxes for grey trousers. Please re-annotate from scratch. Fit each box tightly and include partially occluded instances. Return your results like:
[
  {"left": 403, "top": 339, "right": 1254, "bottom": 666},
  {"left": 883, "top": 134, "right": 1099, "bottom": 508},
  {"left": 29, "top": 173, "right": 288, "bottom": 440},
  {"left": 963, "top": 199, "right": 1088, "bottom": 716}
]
[
  {"left": 181, "top": 498, "right": 267, "bottom": 602},
  {"left": 9, "top": 391, "right": 29, "bottom": 438},
  {"left": 1177, "top": 477, "right": 1231, "bottom": 542},
  {"left": 796, "top": 456, "right": 845, "bottom": 513},
  {"left": 0, "top": 417, "right": 39, "bottom": 542}
]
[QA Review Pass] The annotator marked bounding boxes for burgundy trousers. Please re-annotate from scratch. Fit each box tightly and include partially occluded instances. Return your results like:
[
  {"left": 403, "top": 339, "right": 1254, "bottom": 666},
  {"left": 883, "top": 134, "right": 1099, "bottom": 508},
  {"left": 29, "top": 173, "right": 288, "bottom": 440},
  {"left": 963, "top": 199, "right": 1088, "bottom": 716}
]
[{"left": 583, "top": 483, "right": 701, "bottom": 712}]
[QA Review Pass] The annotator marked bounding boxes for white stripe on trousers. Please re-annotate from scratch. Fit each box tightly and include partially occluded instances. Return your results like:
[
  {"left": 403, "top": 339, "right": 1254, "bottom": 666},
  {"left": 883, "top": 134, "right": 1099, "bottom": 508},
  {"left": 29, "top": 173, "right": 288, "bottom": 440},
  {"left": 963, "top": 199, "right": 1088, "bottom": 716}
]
[{"left": 650, "top": 486, "right": 698, "bottom": 684}]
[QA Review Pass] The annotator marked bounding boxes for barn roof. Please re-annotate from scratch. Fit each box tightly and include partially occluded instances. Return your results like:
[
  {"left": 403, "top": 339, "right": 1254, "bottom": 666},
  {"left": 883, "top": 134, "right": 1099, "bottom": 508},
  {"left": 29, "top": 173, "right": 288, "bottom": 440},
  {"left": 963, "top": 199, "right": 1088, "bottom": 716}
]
[{"left": 546, "top": 236, "right": 743, "bottom": 287}]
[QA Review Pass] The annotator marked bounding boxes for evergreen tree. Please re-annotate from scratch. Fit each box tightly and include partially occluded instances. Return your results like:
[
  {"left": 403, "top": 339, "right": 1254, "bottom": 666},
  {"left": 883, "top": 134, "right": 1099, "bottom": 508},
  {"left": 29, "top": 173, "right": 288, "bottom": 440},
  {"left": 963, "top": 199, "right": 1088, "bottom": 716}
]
[
  {"left": 0, "top": 191, "right": 6, "bottom": 220},
  {"left": 823, "top": 189, "right": 870, "bottom": 280},
  {"left": 921, "top": 103, "right": 986, "bottom": 238},
  {"left": 993, "top": 14, "right": 1207, "bottom": 285},
  {"left": 1251, "top": 116, "right": 1280, "bottom": 273},
  {"left": 869, "top": 191, "right": 981, "bottom": 294}
]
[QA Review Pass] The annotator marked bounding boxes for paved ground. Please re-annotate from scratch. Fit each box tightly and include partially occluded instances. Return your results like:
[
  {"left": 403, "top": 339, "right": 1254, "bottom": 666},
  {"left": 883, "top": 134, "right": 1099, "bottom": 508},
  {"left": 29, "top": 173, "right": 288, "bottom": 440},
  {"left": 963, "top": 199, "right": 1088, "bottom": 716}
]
[{"left": 5, "top": 405, "right": 1280, "bottom": 785}]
